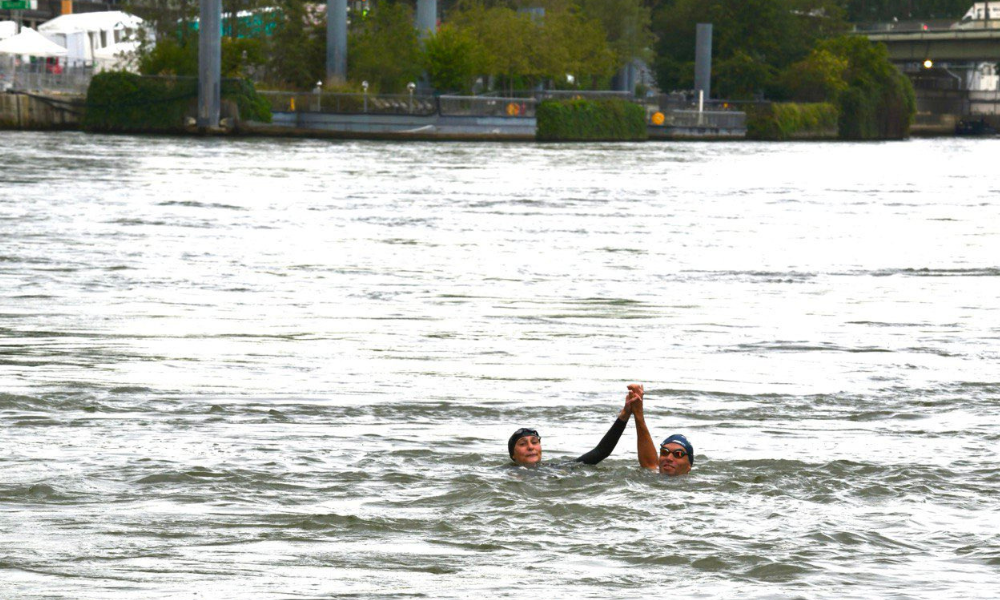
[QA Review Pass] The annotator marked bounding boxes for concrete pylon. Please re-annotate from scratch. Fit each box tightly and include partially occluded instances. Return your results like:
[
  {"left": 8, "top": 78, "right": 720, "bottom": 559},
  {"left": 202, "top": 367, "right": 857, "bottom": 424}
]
[
  {"left": 198, "top": 0, "right": 221, "bottom": 129},
  {"left": 327, "top": 0, "right": 347, "bottom": 82},
  {"left": 416, "top": 0, "right": 437, "bottom": 39},
  {"left": 694, "top": 23, "right": 712, "bottom": 101}
]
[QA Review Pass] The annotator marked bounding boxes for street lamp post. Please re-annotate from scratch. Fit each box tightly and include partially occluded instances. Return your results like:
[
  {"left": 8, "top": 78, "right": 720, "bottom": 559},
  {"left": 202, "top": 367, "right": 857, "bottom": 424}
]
[
  {"left": 362, "top": 80, "right": 369, "bottom": 113},
  {"left": 407, "top": 82, "right": 416, "bottom": 113}
]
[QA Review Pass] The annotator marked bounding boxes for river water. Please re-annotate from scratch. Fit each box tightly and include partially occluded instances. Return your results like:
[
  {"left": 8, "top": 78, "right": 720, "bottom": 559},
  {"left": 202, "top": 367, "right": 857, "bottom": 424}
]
[{"left": 2, "top": 131, "right": 999, "bottom": 599}]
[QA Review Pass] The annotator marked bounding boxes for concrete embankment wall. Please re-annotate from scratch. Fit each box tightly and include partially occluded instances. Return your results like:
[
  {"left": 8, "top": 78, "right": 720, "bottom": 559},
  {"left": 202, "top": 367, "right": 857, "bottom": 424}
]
[{"left": 0, "top": 92, "right": 83, "bottom": 130}]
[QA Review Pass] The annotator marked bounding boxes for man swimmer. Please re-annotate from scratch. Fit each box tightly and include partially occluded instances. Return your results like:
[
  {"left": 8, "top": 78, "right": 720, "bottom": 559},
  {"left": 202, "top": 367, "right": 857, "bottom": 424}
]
[
  {"left": 627, "top": 384, "right": 694, "bottom": 476},
  {"left": 508, "top": 394, "right": 633, "bottom": 466}
]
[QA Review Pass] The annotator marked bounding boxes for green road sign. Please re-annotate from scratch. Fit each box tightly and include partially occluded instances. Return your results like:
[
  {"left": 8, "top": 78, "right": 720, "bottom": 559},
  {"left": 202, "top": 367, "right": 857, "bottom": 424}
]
[{"left": 1, "top": 0, "right": 32, "bottom": 9}]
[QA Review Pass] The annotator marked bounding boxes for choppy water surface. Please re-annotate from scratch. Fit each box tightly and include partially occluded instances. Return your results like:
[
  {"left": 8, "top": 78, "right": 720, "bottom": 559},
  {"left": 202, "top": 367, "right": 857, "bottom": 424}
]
[{"left": 2, "top": 132, "right": 999, "bottom": 599}]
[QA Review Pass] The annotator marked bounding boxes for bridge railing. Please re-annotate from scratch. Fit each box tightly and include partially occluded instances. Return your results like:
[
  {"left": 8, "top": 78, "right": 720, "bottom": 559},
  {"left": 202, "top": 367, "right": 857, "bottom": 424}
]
[{"left": 852, "top": 19, "right": 960, "bottom": 33}]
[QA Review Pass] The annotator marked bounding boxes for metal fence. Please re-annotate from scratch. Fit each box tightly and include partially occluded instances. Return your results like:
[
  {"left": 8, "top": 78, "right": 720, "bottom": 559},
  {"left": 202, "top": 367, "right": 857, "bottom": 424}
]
[
  {"left": 257, "top": 91, "right": 538, "bottom": 118},
  {"left": 438, "top": 95, "right": 536, "bottom": 117},
  {"left": 658, "top": 110, "right": 747, "bottom": 130},
  {"left": 0, "top": 62, "right": 95, "bottom": 94}
]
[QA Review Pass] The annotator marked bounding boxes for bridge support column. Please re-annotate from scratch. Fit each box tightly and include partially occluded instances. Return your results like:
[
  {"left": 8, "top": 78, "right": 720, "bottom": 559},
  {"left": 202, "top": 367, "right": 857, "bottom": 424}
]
[
  {"left": 694, "top": 23, "right": 712, "bottom": 101},
  {"left": 327, "top": 0, "right": 347, "bottom": 83},
  {"left": 198, "top": 0, "right": 221, "bottom": 129},
  {"left": 416, "top": 0, "right": 437, "bottom": 39}
]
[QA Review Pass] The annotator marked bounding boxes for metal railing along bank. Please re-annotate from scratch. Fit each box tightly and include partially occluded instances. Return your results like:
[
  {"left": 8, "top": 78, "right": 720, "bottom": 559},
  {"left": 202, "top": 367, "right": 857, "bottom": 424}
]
[
  {"left": 258, "top": 91, "right": 539, "bottom": 118},
  {"left": 0, "top": 63, "right": 95, "bottom": 94},
  {"left": 258, "top": 90, "right": 745, "bottom": 130},
  {"left": 658, "top": 110, "right": 746, "bottom": 129}
]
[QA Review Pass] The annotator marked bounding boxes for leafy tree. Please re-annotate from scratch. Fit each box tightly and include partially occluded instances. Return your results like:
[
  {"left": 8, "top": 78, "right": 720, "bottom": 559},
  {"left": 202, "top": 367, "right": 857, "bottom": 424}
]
[
  {"left": 714, "top": 50, "right": 777, "bottom": 99},
  {"left": 543, "top": 5, "right": 618, "bottom": 88},
  {"left": 138, "top": 38, "right": 198, "bottom": 76},
  {"left": 221, "top": 38, "right": 267, "bottom": 78},
  {"left": 139, "top": 36, "right": 265, "bottom": 77},
  {"left": 780, "top": 47, "right": 848, "bottom": 102},
  {"left": 578, "top": 0, "right": 656, "bottom": 69},
  {"left": 422, "top": 25, "right": 485, "bottom": 93},
  {"left": 820, "top": 35, "right": 915, "bottom": 138},
  {"left": 263, "top": 0, "right": 326, "bottom": 89},
  {"left": 651, "top": 0, "right": 846, "bottom": 94},
  {"left": 444, "top": 1, "right": 616, "bottom": 92},
  {"left": 349, "top": 1, "right": 424, "bottom": 93},
  {"left": 449, "top": 3, "right": 539, "bottom": 93}
]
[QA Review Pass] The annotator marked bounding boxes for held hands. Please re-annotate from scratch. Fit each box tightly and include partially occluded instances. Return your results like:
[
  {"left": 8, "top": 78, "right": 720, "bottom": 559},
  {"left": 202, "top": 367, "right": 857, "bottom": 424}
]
[{"left": 626, "top": 384, "right": 644, "bottom": 415}]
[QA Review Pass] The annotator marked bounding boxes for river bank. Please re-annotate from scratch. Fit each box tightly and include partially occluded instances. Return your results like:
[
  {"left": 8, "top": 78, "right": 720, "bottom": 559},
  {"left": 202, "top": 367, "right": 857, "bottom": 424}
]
[
  {"left": 1, "top": 89, "right": 747, "bottom": 140},
  {"left": 5, "top": 89, "right": 992, "bottom": 139}
]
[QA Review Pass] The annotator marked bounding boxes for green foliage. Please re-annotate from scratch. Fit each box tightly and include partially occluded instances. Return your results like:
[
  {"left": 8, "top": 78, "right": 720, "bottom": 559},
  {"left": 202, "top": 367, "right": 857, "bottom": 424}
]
[
  {"left": 422, "top": 25, "right": 484, "bottom": 93},
  {"left": 543, "top": 5, "right": 618, "bottom": 88},
  {"left": 221, "top": 38, "right": 267, "bottom": 78},
  {"left": 450, "top": 4, "right": 539, "bottom": 93},
  {"left": 652, "top": 0, "right": 847, "bottom": 93},
  {"left": 138, "top": 38, "right": 198, "bottom": 76},
  {"left": 578, "top": 0, "right": 656, "bottom": 70},
  {"left": 83, "top": 71, "right": 197, "bottom": 132},
  {"left": 138, "top": 37, "right": 268, "bottom": 79},
  {"left": 222, "top": 77, "right": 273, "bottom": 123},
  {"left": 536, "top": 98, "right": 647, "bottom": 141},
  {"left": 714, "top": 50, "right": 777, "bottom": 100},
  {"left": 746, "top": 102, "right": 838, "bottom": 139},
  {"left": 349, "top": 1, "right": 423, "bottom": 93},
  {"left": 445, "top": 2, "right": 617, "bottom": 93},
  {"left": 780, "top": 48, "right": 849, "bottom": 102},
  {"left": 82, "top": 71, "right": 271, "bottom": 133},
  {"left": 820, "top": 35, "right": 915, "bottom": 139},
  {"left": 263, "top": 0, "right": 326, "bottom": 90}
]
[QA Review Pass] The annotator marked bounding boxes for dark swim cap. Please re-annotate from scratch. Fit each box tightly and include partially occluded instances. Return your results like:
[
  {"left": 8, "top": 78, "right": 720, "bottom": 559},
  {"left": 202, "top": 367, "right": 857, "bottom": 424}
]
[
  {"left": 508, "top": 428, "right": 540, "bottom": 459},
  {"left": 661, "top": 434, "right": 694, "bottom": 465}
]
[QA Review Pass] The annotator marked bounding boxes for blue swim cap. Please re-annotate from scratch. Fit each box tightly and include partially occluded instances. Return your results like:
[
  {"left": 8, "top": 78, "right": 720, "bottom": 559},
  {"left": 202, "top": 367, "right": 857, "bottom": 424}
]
[{"left": 660, "top": 434, "right": 694, "bottom": 465}]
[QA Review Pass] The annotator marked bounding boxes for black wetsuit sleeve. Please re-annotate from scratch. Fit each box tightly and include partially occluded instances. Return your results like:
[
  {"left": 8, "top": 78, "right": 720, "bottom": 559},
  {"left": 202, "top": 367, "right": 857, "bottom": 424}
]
[{"left": 574, "top": 416, "right": 628, "bottom": 465}]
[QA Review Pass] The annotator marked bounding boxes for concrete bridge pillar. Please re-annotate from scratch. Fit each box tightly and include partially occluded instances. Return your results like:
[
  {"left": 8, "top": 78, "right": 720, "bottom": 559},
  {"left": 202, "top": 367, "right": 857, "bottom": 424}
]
[
  {"left": 198, "top": 0, "right": 221, "bottom": 129},
  {"left": 416, "top": 0, "right": 437, "bottom": 39},
  {"left": 694, "top": 23, "right": 712, "bottom": 101},
  {"left": 327, "top": 0, "right": 347, "bottom": 83}
]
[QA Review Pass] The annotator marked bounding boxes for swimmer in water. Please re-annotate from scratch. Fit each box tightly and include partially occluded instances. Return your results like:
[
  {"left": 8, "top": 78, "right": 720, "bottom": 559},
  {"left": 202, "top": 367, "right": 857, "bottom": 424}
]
[
  {"left": 508, "top": 391, "right": 634, "bottom": 466},
  {"left": 627, "top": 384, "right": 694, "bottom": 476}
]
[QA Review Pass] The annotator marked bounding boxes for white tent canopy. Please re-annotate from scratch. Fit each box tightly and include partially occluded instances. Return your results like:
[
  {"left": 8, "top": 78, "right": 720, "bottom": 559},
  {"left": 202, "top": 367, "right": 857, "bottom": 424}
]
[
  {"left": 94, "top": 39, "right": 140, "bottom": 71},
  {"left": 37, "top": 11, "right": 144, "bottom": 36},
  {"left": 0, "top": 27, "right": 68, "bottom": 58}
]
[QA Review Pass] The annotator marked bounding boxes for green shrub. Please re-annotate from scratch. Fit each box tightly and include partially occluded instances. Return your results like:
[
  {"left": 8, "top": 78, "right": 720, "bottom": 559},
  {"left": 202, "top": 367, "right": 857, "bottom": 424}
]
[
  {"left": 536, "top": 98, "right": 647, "bottom": 142},
  {"left": 222, "top": 78, "right": 272, "bottom": 124},
  {"left": 82, "top": 72, "right": 197, "bottom": 133},
  {"left": 747, "top": 102, "right": 838, "bottom": 140},
  {"left": 82, "top": 72, "right": 271, "bottom": 133}
]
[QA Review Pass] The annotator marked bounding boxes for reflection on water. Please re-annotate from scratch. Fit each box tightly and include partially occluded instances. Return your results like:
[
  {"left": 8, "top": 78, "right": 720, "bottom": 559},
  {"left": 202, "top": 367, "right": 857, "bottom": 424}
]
[{"left": 1, "top": 132, "right": 999, "bottom": 598}]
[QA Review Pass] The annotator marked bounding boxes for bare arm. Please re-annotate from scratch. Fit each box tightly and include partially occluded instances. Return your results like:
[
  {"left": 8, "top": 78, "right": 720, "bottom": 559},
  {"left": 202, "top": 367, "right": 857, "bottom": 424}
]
[{"left": 629, "top": 385, "right": 658, "bottom": 470}]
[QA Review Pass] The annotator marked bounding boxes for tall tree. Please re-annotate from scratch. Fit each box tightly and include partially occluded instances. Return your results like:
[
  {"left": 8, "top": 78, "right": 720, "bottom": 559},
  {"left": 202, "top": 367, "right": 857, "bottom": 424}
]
[
  {"left": 578, "top": 0, "right": 656, "bottom": 69},
  {"left": 349, "top": 1, "right": 424, "bottom": 93}
]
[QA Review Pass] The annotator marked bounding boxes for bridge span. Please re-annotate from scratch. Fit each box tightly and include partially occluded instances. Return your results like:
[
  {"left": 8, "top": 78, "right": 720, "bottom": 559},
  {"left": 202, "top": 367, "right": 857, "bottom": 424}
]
[{"left": 862, "top": 27, "right": 1000, "bottom": 62}]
